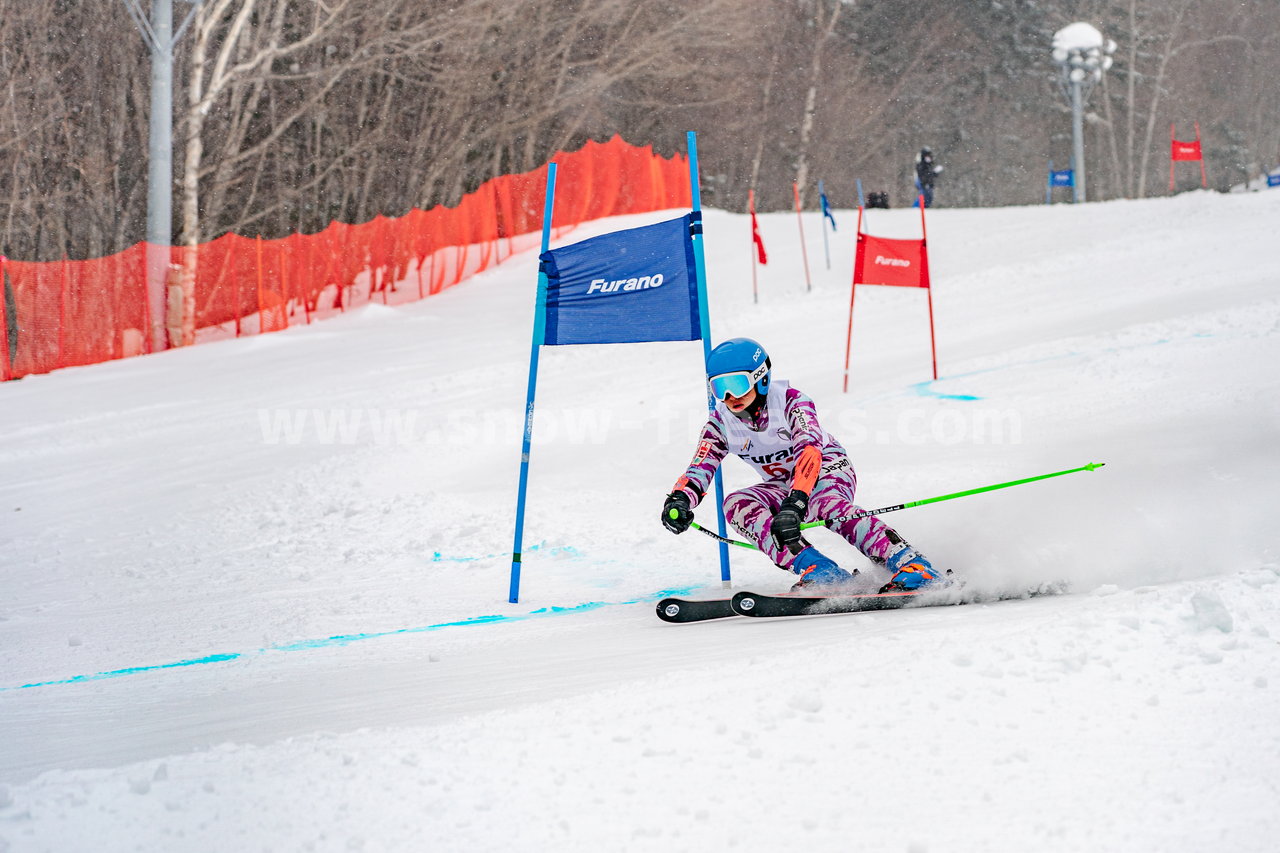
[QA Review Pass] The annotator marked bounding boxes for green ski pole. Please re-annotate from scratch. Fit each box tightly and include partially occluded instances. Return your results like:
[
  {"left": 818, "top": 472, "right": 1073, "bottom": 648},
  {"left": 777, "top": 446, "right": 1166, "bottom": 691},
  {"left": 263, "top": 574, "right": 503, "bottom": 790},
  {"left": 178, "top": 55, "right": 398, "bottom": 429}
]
[
  {"left": 810, "top": 461, "right": 1106, "bottom": 529},
  {"left": 677, "top": 462, "right": 1105, "bottom": 551}
]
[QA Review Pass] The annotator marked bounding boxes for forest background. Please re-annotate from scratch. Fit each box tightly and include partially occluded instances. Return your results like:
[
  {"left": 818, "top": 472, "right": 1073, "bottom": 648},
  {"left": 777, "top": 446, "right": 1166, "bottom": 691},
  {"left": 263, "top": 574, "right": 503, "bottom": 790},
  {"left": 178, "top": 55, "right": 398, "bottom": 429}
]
[{"left": 1, "top": 0, "right": 1276, "bottom": 263}]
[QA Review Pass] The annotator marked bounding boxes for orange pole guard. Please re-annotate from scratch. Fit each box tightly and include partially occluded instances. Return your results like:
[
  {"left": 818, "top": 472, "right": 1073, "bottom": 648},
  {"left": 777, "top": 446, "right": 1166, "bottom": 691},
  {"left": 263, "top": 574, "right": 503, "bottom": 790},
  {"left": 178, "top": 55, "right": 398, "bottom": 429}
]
[{"left": 793, "top": 181, "right": 812, "bottom": 292}]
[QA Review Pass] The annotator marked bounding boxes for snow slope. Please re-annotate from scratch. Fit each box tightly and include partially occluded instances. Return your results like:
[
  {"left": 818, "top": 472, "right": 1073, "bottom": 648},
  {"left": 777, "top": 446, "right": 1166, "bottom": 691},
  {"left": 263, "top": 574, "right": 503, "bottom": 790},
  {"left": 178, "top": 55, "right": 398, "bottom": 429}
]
[{"left": 2, "top": 189, "right": 1279, "bottom": 852}]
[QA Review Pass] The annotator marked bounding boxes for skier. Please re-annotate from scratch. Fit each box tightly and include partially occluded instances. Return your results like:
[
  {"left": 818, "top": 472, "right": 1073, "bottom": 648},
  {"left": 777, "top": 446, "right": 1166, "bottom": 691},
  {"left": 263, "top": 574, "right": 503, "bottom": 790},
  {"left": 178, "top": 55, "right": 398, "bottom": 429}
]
[
  {"left": 914, "top": 146, "right": 942, "bottom": 208},
  {"left": 660, "top": 337, "right": 942, "bottom": 591}
]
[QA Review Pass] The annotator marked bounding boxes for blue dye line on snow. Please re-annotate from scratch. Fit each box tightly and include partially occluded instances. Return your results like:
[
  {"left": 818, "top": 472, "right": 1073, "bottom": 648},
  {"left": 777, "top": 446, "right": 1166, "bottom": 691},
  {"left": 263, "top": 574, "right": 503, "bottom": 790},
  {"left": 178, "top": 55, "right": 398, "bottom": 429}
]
[
  {"left": 908, "top": 380, "right": 982, "bottom": 401},
  {"left": 2, "top": 653, "right": 246, "bottom": 691},
  {"left": 0, "top": 585, "right": 703, "bottom": 693},
  {"left": 865, "top": 330, "right": 1222, "bottom": 406},
  {"left": 429, "top": 541, "right": 581, "bottom": 564}
]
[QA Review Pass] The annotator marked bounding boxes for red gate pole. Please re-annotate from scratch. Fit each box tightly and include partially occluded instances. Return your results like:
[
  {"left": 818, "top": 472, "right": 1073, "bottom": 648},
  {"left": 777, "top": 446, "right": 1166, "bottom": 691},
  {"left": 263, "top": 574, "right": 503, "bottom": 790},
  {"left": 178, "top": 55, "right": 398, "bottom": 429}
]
[
  {"left": 256, "top": 234, "right": 265, "bottom": 334},
  {"left": 842, "top": 207, "right": 864, "bottom": 393},
  {"left": 1196, "top": 122, "right": 1208, "bottom": 188},
  {"left": 1169, "top": 123, "right": 1176, "bottom": 193},
  {"left": 140, "top": 246, "right": 153, "bottom": 353},
  {"left": 231, "top": 238, "right": 243, "bottom": 337},
  {"left": 749, "top": 189, "right": 759, "bottom": 305},
  {"left": 920, "top": 200, "right": 938, "bottom": 381},
  {"left": 0, "top": 255, "right": 10, "bottom": 380},
  {"left": 59, "top": 253, "right": 68, "bottom": 368},
  {"left": 299, "top": 238, "right": 313, "bottom": 325},
  {"left": 280, "top": 239, "right": 291, "bottom": 329}
]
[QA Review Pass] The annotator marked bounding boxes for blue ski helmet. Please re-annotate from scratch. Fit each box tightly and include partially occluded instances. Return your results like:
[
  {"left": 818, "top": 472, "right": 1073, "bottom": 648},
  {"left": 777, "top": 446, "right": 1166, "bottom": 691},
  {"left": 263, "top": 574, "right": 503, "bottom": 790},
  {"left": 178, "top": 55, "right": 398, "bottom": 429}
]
[{"left": 706, "top": 337, "right": 771, "bottom": 402}]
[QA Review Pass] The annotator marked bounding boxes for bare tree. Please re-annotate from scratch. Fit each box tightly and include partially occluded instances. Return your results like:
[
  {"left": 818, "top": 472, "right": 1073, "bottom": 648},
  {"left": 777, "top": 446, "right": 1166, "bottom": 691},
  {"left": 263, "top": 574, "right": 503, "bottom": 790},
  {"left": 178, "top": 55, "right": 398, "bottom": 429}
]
[
  {"left": 177, "top": 0, "right": 359, "bottom": 343},
  {"left": 2, "top": 0, "right": 1279, "bottom": 273},
  {"left": 0, "top": 2, "right": 147, "bottom": 260},
  {"left": 793, "top": 0, "right": 844, "bottom": 206}
]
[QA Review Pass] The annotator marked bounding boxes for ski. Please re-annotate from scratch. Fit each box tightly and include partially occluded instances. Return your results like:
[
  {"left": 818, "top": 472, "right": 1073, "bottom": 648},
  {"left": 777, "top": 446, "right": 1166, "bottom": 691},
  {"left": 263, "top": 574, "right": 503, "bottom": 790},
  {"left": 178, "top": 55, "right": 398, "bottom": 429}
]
[
  {"left": 730, "top": 582, "right": 1067, "bottom": 619},
  {"left": 655, "top": 597, "right": 737, "bottom": 623}
]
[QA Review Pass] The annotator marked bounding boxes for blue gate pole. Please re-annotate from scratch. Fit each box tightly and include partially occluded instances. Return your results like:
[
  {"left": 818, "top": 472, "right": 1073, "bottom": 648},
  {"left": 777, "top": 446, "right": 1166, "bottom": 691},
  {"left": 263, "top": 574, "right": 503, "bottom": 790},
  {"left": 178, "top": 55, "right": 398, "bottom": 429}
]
[
  {"left": 819, "top": 179, "right": 831, "bottom": 271},
  {"left": 686, "top": 131, "right": 732, "bottom": 585},
  {"left": 509, "top": 162, "right": 558, "bottom": 603}
]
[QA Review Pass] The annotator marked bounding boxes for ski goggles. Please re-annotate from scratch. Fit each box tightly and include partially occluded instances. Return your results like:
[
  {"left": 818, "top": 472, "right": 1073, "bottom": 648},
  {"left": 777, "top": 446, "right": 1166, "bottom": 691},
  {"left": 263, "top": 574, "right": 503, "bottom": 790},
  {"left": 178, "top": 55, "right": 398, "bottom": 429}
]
[{"left": 708, "top": 363, "right": 768, "bottom": 401}]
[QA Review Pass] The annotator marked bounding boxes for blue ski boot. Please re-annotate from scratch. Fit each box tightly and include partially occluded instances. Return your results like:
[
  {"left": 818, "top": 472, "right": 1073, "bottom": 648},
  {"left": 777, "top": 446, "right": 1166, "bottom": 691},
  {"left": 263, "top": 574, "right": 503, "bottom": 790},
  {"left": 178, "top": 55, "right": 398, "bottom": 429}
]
[
  {"left": 790, "top": 546, "right": 854, "bottom": 591},
  {"left": 880, "top": 543, "right": 945, "bottom": 592}
]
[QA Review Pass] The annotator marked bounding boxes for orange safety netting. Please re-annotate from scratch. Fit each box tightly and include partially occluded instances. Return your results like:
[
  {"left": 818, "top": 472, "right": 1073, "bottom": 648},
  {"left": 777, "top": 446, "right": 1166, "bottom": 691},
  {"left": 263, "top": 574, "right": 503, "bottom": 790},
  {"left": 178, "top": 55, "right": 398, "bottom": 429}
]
[{"left": 0, "top": 135, "right": 691, "bottom": 380}]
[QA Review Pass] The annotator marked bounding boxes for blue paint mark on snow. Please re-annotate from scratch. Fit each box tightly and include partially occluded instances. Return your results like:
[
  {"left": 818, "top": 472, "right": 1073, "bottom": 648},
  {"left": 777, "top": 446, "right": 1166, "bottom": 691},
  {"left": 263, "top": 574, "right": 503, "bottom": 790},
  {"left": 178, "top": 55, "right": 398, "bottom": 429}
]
[
  {"left": 0, "top": 585, "right": 705, "bottom": 693},
  {"left": 908, "top": 380, "right": 982, "bottom": 401},
  {"left": 429, "top": 541, "right": 582, "bottom": 563},
  {"left": 863, "top": 330, "right": 1222, "bottom": 406},
  {"left": 4, "top": 653, "right": 244, "bottom": 691}
]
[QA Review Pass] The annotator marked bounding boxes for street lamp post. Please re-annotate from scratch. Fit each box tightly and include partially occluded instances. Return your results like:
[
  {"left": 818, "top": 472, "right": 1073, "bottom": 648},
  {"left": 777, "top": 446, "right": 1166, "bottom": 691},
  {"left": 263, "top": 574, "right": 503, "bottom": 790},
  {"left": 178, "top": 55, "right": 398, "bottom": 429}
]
[
  {"left": 123, "top": 0, "right": 202, "bottom": 352},
  {"left": 146, "top": 0, "right": 173, "bottom": 353},
  {"left": 1052, "top": 23, "right": 1115, "bottom": 203}
]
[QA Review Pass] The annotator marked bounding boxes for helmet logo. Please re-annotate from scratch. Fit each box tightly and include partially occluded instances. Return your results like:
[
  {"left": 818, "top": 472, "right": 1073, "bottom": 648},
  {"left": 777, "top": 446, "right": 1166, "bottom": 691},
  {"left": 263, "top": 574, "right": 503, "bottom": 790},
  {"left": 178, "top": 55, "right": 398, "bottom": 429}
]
[{"left": 753, "top": 347, "right": 762, "bottom": 360}]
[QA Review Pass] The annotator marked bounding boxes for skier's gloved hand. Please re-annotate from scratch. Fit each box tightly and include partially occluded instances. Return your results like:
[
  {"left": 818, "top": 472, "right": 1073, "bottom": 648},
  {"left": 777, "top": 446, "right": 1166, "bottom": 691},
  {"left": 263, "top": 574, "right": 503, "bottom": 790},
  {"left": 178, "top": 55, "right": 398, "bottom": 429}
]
[
  {"left": 662, "top": 492, "right": 693, "bottom": 535},
  {"left": 770, "top": 489, "right": 810, "bottom": 554}
]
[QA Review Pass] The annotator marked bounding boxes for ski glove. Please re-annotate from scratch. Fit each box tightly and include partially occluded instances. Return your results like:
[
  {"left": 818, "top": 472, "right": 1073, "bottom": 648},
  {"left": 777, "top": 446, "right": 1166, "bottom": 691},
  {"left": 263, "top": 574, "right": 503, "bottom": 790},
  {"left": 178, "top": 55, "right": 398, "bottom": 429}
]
[
  {"left": 662, "top": 492, "right": 693, "bottom": 535},
  {"left": 770, "top": 489, "right": 810, "bottom": 555}
]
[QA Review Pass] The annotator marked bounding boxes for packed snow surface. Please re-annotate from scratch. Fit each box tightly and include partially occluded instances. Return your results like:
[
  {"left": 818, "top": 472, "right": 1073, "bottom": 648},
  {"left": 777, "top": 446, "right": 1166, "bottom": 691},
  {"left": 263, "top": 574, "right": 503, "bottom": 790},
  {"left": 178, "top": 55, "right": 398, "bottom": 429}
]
[{"left": 2, "top": 188, "right": 1279, "bottom": 852}]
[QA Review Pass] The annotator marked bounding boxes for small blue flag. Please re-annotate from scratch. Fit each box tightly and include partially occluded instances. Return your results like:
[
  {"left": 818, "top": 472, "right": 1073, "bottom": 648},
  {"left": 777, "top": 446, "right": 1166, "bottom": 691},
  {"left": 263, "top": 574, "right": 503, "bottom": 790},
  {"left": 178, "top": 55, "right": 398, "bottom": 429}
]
[
  {"left": 1267, "top": 173, "right": 1280, "bottom": 188},
  {"left": 539, "top": 214, "right": 700, "bottom": 346},
  {"left": 820, "top": 190, "right": 837, "bottom": 231},
  {"left": 1050, "top": 169, "right": 1075, "bottom": 187}
]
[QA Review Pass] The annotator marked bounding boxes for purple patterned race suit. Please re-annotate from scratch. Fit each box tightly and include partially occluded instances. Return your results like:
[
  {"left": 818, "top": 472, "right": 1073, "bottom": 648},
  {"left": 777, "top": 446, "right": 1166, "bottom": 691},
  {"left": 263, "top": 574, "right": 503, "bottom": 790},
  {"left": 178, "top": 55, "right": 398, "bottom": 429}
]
[{"left": 671, "top": 381, "right": 903, "bottom": 571}]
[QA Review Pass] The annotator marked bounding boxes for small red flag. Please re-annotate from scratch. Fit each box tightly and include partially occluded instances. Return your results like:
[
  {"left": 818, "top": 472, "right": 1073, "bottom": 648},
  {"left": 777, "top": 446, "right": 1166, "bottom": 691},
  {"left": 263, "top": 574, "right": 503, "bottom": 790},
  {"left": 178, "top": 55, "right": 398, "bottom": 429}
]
[{"left": 750, "top": 198, "right": 768, "bottom": 265}]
